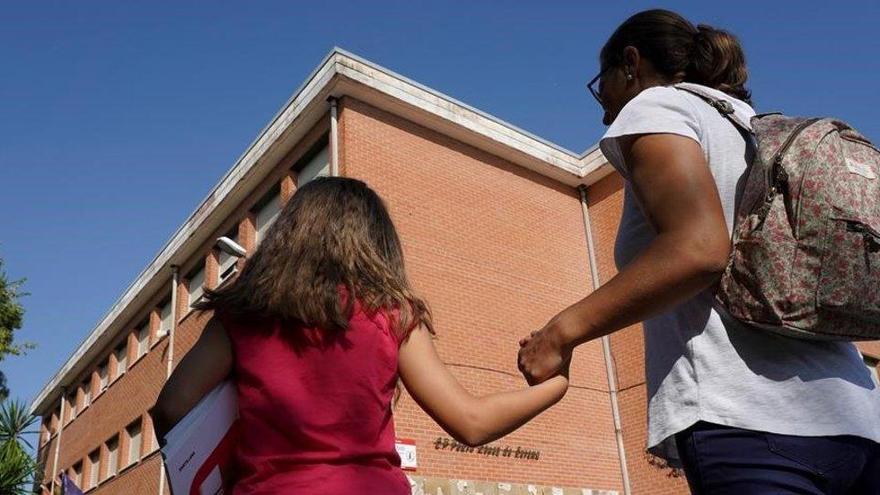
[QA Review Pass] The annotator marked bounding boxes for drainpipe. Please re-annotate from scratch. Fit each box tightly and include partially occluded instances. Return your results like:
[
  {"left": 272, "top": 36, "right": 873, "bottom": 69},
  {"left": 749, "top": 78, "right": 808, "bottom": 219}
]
[
  {"left": 166, "top": 265, "right": 179, "bottom": 379},
  {"left": 49, "top": 387, "right": 66, "bottom": 494},
  {"left": 329, "top": 97, "right": 339, "bottom": 177},
  {"left": 578, "top": 185, "right": 632, "bottom": 495},
  {"left": 157, "top": 265, "right": 179, "bottom": 495}
]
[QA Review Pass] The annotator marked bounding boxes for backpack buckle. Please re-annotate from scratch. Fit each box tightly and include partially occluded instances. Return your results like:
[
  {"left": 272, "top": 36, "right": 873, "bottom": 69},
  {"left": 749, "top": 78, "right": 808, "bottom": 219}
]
[{"left": 712, "top": 100, "right": 735, "bottom": 115}]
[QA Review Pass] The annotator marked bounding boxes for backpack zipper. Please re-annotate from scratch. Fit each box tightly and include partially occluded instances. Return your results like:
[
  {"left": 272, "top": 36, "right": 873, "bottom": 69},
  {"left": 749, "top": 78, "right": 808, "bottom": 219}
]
[
  {"left": 754, "top": 118, "right": 822, "bottom": 230},
  {"left": 847, "top": 221, "right": 880, "bottom": 272}
]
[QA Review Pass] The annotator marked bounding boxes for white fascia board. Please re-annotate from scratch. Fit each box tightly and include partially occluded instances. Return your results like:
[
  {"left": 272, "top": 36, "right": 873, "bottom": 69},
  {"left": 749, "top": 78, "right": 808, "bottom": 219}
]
[{"left": 330, "top": 50, "right": 589, "bottom": 183}]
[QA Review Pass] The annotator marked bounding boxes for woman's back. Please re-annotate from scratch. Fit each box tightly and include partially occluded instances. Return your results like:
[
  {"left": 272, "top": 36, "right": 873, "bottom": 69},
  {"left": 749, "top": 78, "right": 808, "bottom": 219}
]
[
  {"left": 222, "top": 302, "right": 409, "bottom": 495},
  {"left": 601, "top": 82, "right": 880, "bottom": 464}
]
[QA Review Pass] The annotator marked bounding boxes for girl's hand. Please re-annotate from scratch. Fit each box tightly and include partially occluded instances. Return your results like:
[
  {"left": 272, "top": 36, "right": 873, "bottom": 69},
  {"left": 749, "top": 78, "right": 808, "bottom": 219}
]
[{"left": 517, "top": 315, "right": 574, "bottom": 386}]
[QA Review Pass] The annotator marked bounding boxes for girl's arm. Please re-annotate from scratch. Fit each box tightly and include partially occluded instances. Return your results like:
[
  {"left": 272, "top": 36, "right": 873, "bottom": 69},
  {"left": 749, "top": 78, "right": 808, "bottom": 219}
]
[
  {"left": 518, "top": 133, "right": 732, "bottom": 383},
  {"left": 150, "top": 316, "right": 233, "bottom": 442},
  {"left": 398, "top": 325, "right": 568, "bottom": 447}
]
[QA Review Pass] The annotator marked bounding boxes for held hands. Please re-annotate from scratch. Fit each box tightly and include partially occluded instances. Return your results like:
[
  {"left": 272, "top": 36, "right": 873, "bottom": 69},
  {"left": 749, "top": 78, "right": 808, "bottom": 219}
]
[{"left": 517, "top": 313, "right": 575, "bottom": 386}]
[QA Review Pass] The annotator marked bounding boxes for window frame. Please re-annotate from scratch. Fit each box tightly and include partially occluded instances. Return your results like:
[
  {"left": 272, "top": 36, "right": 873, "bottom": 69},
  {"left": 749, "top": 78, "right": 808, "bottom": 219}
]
[
  {"left": 253, "top": 185, "right": 281, "bottom": 245},
  {"left": 114, "top": 341, "right": 128, "bottom": 378},
  {"left": 72, "top": 461, "right": 83, "bottom": 488},
  {"left": 126, "top": 419, "right": 143, "bottom": 466},
  {"left": 66, "top": 392, "right": 77, "bottom": 423},
  {"left": 157, "top": 299, "right": 172, "bottom": 338},
  {"left": 217, "top": 228, "right": 241, "bottom": 285},
  {"left": 81, "top": 380, "right": 91, "bottom": 409},
  {"left": 136, "top": 320, "right": 150, "bottom": 359},
  {"left": 187, "top": 263, "right": 206, "bottom": 309},
  {"left": 88, "top": 449, "right": 100, "bottom": 489},
  {"left": 105, "top": 435, "right": 119, "bottom": 479},
  {"left": 98, "top": 360, "right": 109, "bottom": 393},
  {"left": 296, "top": 144, "right": 330, "bottom": 186}
]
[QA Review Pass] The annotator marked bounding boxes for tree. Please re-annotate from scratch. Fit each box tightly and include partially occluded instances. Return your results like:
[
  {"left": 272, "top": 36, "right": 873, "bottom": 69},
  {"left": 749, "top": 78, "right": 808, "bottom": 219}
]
[
  {"left": 0, "top": 400, "right": 40, "bottom": 494},
  {"left": 0, "top": 256, "right": 29, "bottom": 401}
]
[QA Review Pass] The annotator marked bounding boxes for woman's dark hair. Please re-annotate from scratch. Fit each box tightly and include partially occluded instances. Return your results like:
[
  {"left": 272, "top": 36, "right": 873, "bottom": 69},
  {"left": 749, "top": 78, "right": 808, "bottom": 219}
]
[
  {"left": 197, "top": 176, "right": 433, "bottom": 340},
  {"left": 601, "top": 9, "right": 751, "bottom": 105}
]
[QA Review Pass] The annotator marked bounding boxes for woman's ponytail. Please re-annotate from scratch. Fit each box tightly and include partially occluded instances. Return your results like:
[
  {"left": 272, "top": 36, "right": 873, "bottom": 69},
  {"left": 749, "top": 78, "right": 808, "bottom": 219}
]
[{"left": 687, "top": 24, "right": 751, "bottom": 105}]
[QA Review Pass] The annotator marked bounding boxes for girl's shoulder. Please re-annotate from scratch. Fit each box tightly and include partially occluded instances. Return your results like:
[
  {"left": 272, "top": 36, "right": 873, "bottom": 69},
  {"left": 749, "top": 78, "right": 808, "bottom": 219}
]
[{"left": 360, "top": 305, "right": 408, "bottom": 347}]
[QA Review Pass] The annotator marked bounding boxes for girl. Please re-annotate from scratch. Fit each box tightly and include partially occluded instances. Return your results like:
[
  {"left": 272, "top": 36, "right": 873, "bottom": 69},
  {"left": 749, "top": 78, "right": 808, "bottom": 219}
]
[{"left": 152, "top": 176, "right": 568, "bottom": 494}]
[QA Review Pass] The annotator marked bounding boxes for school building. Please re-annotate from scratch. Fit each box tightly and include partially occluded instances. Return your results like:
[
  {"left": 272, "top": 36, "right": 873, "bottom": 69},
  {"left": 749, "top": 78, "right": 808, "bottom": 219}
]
[{"left": 31, "top": 48, "right": 880, "bottom": 495}]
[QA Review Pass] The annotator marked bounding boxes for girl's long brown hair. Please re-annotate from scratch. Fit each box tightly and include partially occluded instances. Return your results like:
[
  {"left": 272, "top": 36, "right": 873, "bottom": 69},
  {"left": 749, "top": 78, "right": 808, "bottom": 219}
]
[{"left": 197, "top": 176, "right": 433, "bottom": 340}]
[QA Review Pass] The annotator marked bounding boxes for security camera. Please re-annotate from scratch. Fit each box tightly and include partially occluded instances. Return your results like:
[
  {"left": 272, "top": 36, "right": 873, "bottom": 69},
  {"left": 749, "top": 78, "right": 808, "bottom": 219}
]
[{"left": 215, "top": 237, "right": 247, "bottom": 257}]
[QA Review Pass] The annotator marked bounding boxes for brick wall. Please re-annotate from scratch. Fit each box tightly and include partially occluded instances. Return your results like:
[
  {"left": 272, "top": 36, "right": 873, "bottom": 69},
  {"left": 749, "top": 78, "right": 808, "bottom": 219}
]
[{"left": 338, "top": 96, "right": 623, "bottom": 491}]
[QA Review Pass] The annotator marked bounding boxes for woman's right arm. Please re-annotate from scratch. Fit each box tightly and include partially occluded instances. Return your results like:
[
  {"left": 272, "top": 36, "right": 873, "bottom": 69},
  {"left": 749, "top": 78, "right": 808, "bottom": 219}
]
[{"left": 398, "top": 325, "right": 568, "bottom": 447}]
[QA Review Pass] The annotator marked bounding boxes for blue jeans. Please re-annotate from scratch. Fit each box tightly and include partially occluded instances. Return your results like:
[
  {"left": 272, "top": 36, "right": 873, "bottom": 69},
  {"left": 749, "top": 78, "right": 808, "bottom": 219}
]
[{"left": 675, "top": 422, "right": 880, "bottom": 494}]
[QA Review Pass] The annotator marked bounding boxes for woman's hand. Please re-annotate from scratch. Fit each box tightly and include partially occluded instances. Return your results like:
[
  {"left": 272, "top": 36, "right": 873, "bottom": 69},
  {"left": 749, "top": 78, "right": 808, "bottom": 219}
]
[{"left": 517, "top": 313, "right": 574, "bottom": 386}]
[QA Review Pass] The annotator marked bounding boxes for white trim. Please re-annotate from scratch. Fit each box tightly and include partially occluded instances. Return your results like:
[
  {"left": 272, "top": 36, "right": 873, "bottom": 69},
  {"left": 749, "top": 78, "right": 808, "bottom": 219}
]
[
  {"left": 30, "top": 47, "right": 612, "bottom": 415},
  {"left": 329, "top": 98, "right": 339, "bottom": 176},
  {"left": 579, "top": 186, "right": 632, "bottom": 495}
]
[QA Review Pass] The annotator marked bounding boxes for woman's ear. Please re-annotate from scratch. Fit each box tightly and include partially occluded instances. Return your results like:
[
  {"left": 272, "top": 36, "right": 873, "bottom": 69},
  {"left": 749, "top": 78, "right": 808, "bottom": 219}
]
[{"left": 622, "top": 46, "right": 641, "bottom": 80}]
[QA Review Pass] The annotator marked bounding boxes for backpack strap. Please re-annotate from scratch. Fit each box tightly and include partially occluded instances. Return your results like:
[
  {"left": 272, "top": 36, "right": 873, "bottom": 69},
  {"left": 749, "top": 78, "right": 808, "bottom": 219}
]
[
  {"left": 674, "top": 83, "right": 759, "bottom": 248},
  {"left": 674, "top": 83, "right": 753, "bottom": 134}
]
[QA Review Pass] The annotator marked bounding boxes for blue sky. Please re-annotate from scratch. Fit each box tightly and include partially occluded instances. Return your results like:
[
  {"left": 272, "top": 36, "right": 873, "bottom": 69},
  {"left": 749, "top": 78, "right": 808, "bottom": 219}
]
[{"left": 2, "top": 0, "right": 878, "bottom": 428}]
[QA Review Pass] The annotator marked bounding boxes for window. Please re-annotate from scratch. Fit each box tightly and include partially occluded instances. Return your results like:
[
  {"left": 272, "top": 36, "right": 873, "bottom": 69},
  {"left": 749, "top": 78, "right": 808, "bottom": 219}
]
[
  {"left": 40, "top": 421, "right": 49, "bottom": 446},
  {"left": 114, "top": 342, "right": 128, "bottom": 378},
  {"left": 106, "top": 436, "right": 119, "bottom": 479},
  {"left": 136, "top": 320, "right": 150, "bottom": 358},
  {"left": 72, "top": 461, "right": 82, "bottom": 488},
  {"left": 127, "top": 420, "right": 143, "bottom": 465},
  {"left": 157, "top": 300, "right": 172, "bottom": 337},
  {"left": 188, "top": 265, "right": 206, "bottom": 308},
  {"left": 88, "top": 449, "right": 100, "bottom": 489},
  {"left": 297, "top": 145, "right": 329, "bottom": 186},
  {"left": 865, "top": 356, "right": 879, "bottom": 386},
  {"left": 66, "top": 392, "right": 77, "bottom": 423},
  {"left": 147, "top": 418, "right": 157, "bottom": 453},
  {"left": 49, "top": 409, "right": 61, "bottom": 436},
  {"left": 98, "top": 361, "right": 109, "bottom": 393},
  {"left": 81, "top": 380, "right": 91, "bottom": 409},
  {"left": 254, "top": 187, "right": 281, "bottom": 244},
  {"left": 217, "top": 229, "right": 240, "bottom": 285},
  {"left": 50, "top": 409, "right": 59, "bottom": 435}
]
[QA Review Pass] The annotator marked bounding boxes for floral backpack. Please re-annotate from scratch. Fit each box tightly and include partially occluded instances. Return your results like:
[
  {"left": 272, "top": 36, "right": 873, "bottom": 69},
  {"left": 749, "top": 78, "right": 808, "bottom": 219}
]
[{"left": 678, "top": 85, "right": 880, "bottom": 340}]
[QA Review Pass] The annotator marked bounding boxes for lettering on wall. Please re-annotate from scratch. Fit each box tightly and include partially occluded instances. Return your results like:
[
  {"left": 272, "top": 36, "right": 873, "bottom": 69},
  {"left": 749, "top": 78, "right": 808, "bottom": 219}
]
[{"left": 432, "top": 437, "right": 541, "bottom": 461}]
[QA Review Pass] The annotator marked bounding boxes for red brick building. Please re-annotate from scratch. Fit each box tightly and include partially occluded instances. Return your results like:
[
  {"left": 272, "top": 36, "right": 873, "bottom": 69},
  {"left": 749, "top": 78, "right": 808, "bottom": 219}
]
[{"left": 32, "top": 49, "right": 880, "bottom": 495}]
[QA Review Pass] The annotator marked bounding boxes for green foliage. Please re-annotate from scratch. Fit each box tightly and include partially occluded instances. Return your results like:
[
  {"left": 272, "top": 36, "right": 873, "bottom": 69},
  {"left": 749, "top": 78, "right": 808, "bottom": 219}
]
[
  {"left": 0, "top": 257, "right": 28, "bottom": 359},
  {"left": 0, "top": 400, "right": 39, "bottom": 494},
  {"left": 0, "top": 256, "right": 31, "bottom": 403}
]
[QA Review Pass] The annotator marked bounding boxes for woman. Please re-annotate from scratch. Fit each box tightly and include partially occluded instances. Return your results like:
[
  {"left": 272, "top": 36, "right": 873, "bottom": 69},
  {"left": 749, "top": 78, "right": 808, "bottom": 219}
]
[
  {"left": 151, "top": 177, "right": 568, "bottom": 494},
  {"left": 517, "top": 9, "right": 880, "bottom": 494}
]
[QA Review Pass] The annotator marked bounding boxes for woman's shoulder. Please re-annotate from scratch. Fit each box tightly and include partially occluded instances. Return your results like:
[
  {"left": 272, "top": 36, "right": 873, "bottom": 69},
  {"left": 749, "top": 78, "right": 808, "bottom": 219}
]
[
  {"left": 671, "top": 83, "right": 756, "bottom": 126},
  {"left": 619, "top": 85, "right": 701, "bottom": 120},
  {"left": 603, "top": 86, "right": 703, "bottom": 146}
]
